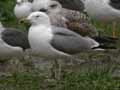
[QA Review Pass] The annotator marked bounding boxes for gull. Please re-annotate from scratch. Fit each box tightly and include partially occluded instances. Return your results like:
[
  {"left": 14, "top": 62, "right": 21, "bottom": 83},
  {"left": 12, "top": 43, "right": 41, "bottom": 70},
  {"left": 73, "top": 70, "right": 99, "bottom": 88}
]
[
  {"left": 24, "top": 11, "right": 112, "bottom": 79},
  {"left": 81, "top": 0, "right": 120, "bottom": 21},
  {"left": 80, "top": 0, "right": 120, "bottom": 38},
  {"left": 14, "top": 0, "right": 33, "bottom": 19},
  {"left": 47, "top": 1, "right": 95, "bottom": 37},
  {"left": 0, "top": 22, "right": 30, "bottom": 60},
  {"left": 47, "top": 1, "right": 89, "bottom": 23},
  {"left": 26, "top": 11, "right": 104, "bottom": 57}
]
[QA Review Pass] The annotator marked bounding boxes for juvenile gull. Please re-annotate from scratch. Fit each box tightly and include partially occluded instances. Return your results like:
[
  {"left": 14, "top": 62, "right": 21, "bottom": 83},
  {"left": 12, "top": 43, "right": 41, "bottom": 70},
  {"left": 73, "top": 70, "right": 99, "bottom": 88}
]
[
  {"left": 14, "top": 0, "right": 32, "bottom": 19},
  {"left": 47, "top": 1, "right": 89, "bottom": 24},
  {"left": 0, "top": 22, "right": 30, "bottom": 60}
]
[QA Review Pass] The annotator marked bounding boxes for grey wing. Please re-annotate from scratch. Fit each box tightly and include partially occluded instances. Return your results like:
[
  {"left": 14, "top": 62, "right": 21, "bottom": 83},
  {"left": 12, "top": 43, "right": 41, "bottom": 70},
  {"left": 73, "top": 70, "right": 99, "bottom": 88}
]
[
  {"left": 109, "top": 1, "right": 120, "bottom": 10},
  {"left": 50, "top": 26, "right": 93, "bottom": 54},
  {"left": 1, "top": 28, "right": 30, "bottom": 50},
  {"left": 56, "top": 0, "right": 85, "bottom": 11}
]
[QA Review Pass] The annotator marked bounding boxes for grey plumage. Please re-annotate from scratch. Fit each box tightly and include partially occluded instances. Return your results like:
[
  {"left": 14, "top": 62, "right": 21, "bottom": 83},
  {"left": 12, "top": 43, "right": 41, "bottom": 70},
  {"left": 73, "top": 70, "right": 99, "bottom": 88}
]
[
  {"left": 1, "top": 28, "right": 30, "bottom": 50},
  {"left": 54, "top": 0, "right": 85, "bottom": 11},
  {"left": 50, "top": 26, "right": 98, "bottom": 54}
]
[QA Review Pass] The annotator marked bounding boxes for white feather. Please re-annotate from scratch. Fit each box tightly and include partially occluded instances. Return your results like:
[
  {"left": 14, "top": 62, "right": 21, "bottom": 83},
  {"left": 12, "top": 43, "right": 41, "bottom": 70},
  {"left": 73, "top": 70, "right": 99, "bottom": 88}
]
[{"left": 83, "top": 0, "right": 120, "bottom": 21}]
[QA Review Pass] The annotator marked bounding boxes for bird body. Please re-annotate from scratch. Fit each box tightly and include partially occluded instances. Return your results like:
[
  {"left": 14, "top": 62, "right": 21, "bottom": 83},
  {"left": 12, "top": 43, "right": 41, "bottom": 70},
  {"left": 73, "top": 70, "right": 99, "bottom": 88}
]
[
  {"left": 28, "top": 24, "right": 62, "bottom": 57},
  {"left": 0, "top": 39, "right": 23, "bottom": 60},
  {"left": 0, "top": 22, "right": 30, "bottom": 60},
  {"left": 81, "top": 0, "right": 120, "bottom": 38},
  {"left": 27, "top": 12, "right": 102, "bottom": 58},
  {"left": 82, "top": 0, "right": 120, "bottom": 21},
  {"left": 25, "top": 11, "right": 117, "bottom": 80}
]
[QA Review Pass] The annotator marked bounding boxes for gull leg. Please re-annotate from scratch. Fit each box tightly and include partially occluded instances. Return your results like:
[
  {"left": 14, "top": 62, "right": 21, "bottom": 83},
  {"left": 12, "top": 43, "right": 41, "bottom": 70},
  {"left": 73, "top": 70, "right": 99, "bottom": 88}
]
[
  {"left": 112, "top": 21, "right": 116, "bottom": 38},
  {"left": 50, "top": 59, "right": 62, "bottom": 80},
  {"left": 57, "top": 59, "right": 62, "bottom": 80},
  {"left": 54, "top": 59, "right": 58, "bottom": 80},
  {"left": 50, "top": 59, "right": 58, "bottom": 79}
]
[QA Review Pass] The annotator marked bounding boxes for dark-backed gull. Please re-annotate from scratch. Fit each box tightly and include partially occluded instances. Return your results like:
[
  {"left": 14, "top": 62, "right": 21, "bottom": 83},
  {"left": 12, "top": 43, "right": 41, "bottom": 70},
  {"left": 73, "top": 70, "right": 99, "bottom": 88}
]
[{"left": 0, "top": 22, "right": 30, "bottom": 60}]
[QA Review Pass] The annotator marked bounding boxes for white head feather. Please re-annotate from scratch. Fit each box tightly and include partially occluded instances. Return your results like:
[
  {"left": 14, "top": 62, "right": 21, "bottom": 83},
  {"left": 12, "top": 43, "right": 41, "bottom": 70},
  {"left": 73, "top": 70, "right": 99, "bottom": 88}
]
[
  {"left": 27, "top": 11, "right": 50, "bottom": 26},
  {"left": 47, "top": 1, "right": 62, "bottom": 15}
]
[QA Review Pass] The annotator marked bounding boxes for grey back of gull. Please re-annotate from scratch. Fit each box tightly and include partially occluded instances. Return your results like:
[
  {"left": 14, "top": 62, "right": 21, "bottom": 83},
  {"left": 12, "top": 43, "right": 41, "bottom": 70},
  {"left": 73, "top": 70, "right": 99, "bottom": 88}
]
[
  {"left": 50, "top": 26, "right": 98, "bottom": 54},
  {"left": 1, "top": 28, "right": 30, "bottom": 51}
]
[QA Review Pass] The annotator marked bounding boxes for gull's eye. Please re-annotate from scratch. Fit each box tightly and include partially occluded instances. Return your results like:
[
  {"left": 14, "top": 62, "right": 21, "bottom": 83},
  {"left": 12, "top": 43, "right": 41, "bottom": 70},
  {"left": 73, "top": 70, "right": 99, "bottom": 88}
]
[
  {"left": 50, "top": 4, "right": 57, "bottom": 8},
  {"left": 36, "top": 15, "right": 40, "bottom": 18},
  {"left": 39, "top": 8, "right": 47, "bottom": 12}
]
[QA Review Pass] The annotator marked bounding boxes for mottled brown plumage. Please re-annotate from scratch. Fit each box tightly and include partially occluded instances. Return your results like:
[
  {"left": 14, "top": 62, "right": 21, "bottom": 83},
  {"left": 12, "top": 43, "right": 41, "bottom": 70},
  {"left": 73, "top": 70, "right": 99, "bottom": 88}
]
[
  {"left": 66, "top": 22, "right": 98, "bottom": 37},
  {"left": 47, "top": 2, "right": 97, "bottom": 37}
]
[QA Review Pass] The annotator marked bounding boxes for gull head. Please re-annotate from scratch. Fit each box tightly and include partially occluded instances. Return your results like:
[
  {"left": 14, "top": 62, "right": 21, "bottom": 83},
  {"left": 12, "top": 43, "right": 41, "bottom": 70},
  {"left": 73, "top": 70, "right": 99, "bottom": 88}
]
[
  {"left": 26, "top": 11, "right": 50, "bottom": 25},
  {"left": 32, "top": 0, "right": 62, "bottom": 14},
  {"left": 34, "top": 0, "right": 62, "bottom": 15},
  {"left": 47, "top": 1, "right": 62, "bottom": 15}
]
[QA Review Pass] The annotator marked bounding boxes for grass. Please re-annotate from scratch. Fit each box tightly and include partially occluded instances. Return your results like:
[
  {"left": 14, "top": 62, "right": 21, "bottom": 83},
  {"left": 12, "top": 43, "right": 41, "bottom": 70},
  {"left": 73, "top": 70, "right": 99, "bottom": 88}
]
[
  {"left": 60, "top": 71, "right": 120, "bottom": 90},
  {"left": 0, "top": 68, "right": 119, "bottom": 90},
  {"left": 0, "top": 0, "right": 120, "bottom": 90},
  {"left": 0, "top": 72, "right": 44, "bottom": 90}
]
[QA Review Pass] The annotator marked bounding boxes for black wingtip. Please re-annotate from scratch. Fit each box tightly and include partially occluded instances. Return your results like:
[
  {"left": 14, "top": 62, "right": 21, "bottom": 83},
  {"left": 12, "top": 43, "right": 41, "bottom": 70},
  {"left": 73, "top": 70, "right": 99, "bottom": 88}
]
[
  {"left": 109, "top": 0, "right": 120, "bottom": 10},
  {"left": 92, "top": 36, "right": 118, "bottom": 44},
  {"left": 92, "top": 44, "right": 117, "bottom": 50}
]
